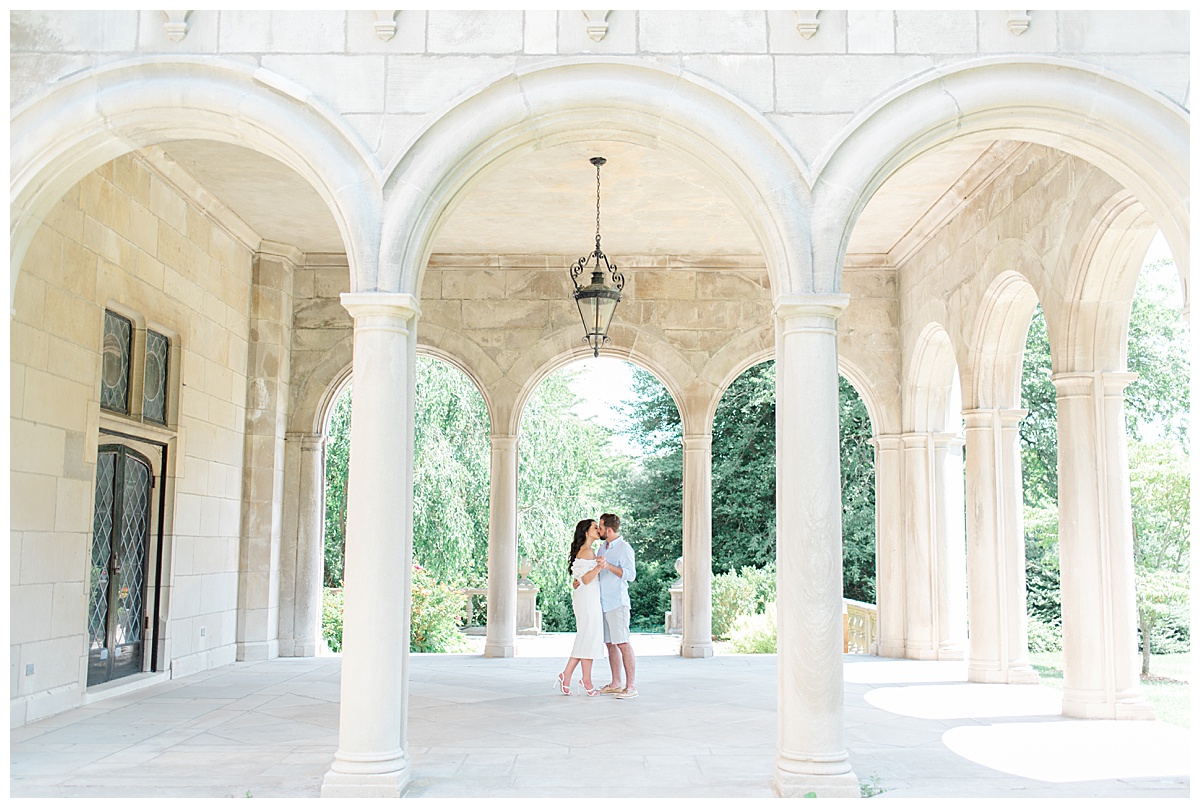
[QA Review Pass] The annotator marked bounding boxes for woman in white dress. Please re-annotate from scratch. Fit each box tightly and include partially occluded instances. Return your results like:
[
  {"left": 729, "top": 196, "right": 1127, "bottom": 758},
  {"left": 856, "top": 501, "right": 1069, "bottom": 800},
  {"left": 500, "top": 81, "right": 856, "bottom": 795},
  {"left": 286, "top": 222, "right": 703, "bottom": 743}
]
[{"left": 556, "top": 519, "right": 606, "bottom": 696}]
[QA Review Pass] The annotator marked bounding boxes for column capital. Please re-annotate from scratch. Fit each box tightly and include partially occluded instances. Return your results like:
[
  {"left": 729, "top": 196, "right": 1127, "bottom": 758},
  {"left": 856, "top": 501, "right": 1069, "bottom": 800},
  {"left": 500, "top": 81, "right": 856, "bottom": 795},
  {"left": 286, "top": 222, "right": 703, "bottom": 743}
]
[
  {"left": 870, "top": 433, "right": 904, "bottom": 451},
  {"left": 490, "top": 433, "right": 518, "bottom": 452},
  {"left": 1051, "top": 370, "right": 1138, "bottom": 397},
  {"left": 932, "top": 431, "right": 966, "bottom": 449},
  {"left": 773, "top": 293, "right": 850, "bottom": 323},
  {"left": 962, "top": 407, "right": 1027, "bottom": 428},
  {"left": 287, "top": 432, "right": 326, "bottom": 452},
  {"left": 682, "top": 433, "right": 713, "bottom": 452},
  {"left": 341, "top": 291, "right": 422, "bottom": 323}
]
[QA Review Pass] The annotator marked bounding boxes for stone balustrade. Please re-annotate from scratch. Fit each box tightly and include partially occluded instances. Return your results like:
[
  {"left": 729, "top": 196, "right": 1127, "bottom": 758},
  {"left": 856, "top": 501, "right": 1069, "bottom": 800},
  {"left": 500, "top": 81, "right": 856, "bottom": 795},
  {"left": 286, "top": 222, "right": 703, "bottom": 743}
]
[{"left": 844, "top": 598, "right": 878, "bottom": 654}]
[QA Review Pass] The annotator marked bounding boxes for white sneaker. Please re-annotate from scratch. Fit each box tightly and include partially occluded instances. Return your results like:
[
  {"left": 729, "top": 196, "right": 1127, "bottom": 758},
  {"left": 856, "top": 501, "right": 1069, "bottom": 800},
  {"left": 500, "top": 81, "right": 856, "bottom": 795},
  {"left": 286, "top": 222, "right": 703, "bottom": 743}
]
[{"left": 615, "top": 687, "right": 639, "bottom": 699}]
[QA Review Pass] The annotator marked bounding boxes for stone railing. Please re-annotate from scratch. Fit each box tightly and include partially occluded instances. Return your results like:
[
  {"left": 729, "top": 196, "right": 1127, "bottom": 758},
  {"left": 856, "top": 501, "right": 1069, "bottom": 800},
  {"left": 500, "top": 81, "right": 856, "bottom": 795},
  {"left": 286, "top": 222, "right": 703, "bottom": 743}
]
[
  {"left": 459, "top": 587, "right": 488, "bottom": 635},
  {"left": 843, "top": 598, "right": 877, "bottom": 654},
  {"left": 457, "top": 582, "right": 541, "bottom": 635}
]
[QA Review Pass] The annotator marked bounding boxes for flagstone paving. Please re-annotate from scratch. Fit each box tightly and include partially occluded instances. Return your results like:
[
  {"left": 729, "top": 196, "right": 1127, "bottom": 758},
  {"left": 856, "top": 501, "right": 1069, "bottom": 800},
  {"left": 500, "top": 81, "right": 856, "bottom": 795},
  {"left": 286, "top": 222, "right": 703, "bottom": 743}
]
[{"left": 9, "top": 634, "right": 1191, "bottom": 799}]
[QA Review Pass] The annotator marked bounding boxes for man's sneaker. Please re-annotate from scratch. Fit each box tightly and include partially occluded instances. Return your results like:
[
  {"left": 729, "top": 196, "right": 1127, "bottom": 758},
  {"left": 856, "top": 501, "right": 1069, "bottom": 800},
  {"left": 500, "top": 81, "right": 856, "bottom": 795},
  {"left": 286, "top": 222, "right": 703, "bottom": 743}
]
[
  {"left": 615, "top": 687, "right": 639, "bottom": 699},
  {"left": 598, "top": 683, "right": 624, "bottom": 694}
]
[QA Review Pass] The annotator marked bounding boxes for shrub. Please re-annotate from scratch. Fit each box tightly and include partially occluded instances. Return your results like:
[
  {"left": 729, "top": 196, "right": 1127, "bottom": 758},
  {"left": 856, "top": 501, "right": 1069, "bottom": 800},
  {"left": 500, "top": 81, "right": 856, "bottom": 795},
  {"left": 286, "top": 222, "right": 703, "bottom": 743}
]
[
  {"left": 629, "top": 558, "right": 674, "bottom": 632},
  {"left": 1027, "top": 614, "right": 1062, "bottom": 653},
  {"left": 322, "top": 588, "right": 344, "bottom": 653},
  {"left": 411, "top": 564, "right": 470, "bottom": 653},
  {"left": 739, "top": 564, "right": 776, "bottom": 614},
  {"left": 322, "top": 565, "right": 471, "bottom": 655},
  {"left": 712, "top": 569, "right": 755, "bottom": 638},
  {"left": 730, "top": 603, "right": 777, "bottom": 653}
]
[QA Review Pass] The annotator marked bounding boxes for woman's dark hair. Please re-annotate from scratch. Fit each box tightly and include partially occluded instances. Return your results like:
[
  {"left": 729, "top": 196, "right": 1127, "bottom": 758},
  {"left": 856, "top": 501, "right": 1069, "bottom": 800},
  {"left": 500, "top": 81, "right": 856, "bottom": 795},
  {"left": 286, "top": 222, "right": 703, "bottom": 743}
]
[{"left": 568, "top": 519, "right": 596, "bottom": 575}]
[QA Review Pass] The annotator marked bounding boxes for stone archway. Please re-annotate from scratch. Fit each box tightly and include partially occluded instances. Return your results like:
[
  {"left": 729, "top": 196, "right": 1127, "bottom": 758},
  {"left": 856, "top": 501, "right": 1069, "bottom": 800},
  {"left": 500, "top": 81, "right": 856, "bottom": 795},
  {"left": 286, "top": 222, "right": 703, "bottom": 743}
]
[
  {"left": 813, "top": 57, "right": 1189, "bottom": 290},
  {"left": 9, "top": 58, "right": 382, "bottom": 305}
]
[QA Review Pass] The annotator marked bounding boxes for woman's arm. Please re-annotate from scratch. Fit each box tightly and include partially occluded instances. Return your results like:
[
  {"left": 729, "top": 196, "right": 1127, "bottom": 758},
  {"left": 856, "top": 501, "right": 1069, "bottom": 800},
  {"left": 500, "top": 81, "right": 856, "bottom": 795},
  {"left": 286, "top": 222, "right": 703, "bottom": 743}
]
[{"left": 581, "top": 565, "right": 600, "bottom": 585}]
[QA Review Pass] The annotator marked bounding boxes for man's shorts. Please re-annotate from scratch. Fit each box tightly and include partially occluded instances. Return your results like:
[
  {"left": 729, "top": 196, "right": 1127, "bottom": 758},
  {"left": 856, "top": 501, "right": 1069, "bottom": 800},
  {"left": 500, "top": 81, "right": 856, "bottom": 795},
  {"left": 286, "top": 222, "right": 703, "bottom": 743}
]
[{"left": 603, "top": 606, "right": 631, "bottom": 644}]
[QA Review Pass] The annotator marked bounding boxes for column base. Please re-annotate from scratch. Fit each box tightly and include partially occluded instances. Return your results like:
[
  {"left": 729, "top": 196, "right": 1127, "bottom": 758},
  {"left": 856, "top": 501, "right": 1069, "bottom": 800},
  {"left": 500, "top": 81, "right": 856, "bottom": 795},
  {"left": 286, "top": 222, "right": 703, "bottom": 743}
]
[
  {"left": 236, "top": 639, "right": 279, "bottom": 662},
  {"left": 968, "top": 661, "right": 1040, "bottom": 684},
  {"left": 484, "top": 642, "right": 515, "bottom": 658},
  {"left": 321, "top": 767, "right": 410, "bottom": 797},
  {"left": 680, "top": 641, "right": 713, "bottom": 659},
  {"left": 876, "top": 640, "right": 906, "bottom": 658},
  {"left": 1062, "top": 689, "right": 1156, "bottom": 720},
  {"left": 773, "top": 766, "right": 859, "bottom": 798}
]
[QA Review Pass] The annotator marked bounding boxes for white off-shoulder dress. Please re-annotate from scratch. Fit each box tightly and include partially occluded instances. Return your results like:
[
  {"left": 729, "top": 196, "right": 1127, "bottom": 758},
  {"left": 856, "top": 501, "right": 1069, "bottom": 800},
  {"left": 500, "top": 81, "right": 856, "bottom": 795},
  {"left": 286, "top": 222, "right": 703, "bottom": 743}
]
[{"left": 569, "top": 558, "right": 607, "bottom": 660}]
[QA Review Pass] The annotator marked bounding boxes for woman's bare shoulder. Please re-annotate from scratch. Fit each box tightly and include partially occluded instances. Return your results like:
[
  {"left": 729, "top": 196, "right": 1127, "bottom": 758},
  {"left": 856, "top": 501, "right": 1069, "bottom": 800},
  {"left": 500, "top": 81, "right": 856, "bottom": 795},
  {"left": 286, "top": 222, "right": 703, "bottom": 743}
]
[{"left": 577, "top": 547, "right": 596, "bottom": 559}]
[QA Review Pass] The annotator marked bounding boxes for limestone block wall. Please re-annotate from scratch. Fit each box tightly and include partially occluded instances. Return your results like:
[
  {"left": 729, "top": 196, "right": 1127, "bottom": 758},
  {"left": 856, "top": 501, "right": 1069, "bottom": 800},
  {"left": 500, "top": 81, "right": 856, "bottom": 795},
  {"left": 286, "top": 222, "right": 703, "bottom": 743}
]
[
  {"left": 10, "top": 11, "right": 1189, "bottom": 176},
  {"left": 10, "top": 152, "right": 255, "bottom": 724},
  {"left": 288, "top": 254, "right": 899, "bottom": 437}
]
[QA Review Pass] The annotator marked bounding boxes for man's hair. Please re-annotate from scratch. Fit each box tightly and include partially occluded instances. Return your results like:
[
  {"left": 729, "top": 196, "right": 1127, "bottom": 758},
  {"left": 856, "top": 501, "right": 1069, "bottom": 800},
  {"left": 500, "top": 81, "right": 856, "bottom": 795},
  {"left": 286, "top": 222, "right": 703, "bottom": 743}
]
[{"left": 600, "top": 513, "right": 620, "bottom": 533}]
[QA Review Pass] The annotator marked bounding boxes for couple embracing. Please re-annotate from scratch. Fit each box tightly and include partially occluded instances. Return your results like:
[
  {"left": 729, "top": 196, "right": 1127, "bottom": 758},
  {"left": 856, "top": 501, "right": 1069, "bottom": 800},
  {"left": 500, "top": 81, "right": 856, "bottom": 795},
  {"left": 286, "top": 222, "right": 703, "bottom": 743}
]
[{"left": 555, "top": 513, "right": 638, "bottom": 699}]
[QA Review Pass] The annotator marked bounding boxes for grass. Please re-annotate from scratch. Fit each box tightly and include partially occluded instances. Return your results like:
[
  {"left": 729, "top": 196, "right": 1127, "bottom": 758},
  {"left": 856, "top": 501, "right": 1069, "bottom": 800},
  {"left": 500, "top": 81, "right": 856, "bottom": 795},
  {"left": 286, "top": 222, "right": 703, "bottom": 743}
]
[{"left": 1029, "top": 650, "right": 1189, "bottom": 728}]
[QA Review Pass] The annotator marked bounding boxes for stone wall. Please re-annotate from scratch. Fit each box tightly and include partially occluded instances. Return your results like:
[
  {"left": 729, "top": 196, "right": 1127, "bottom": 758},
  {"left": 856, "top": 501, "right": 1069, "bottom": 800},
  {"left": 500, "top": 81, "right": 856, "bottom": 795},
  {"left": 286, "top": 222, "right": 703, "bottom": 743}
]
[
  {"left": 10, "top": 152, "right": 255, "bottom": 724},
  {"left": 10, "top": 11, "right": 1189, "bottom": 176}
]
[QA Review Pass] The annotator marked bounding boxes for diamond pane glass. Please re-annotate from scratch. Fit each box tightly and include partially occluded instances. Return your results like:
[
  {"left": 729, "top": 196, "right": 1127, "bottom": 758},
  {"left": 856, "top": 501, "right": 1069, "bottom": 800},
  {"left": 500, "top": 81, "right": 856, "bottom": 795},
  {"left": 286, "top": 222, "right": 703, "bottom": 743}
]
[
  {"left": 89, "top": 451, "right": 116, "bottom": 650},
  {"left": 143, "top": 330, "right": 168, "bottom": 423},
  {"left": 100, "top": 311, "right": 131, "bottom": 413},
  {"left": 115, "top": 457, "right": 151, "bottom": 646}
]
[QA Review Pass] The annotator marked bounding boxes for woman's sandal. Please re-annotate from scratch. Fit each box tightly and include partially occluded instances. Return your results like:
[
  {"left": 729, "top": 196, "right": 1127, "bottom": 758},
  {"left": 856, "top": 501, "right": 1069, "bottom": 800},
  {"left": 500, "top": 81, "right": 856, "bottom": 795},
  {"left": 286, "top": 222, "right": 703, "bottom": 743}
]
[
  {"left": 579, "top": 680, "right": 599, "bottom": 696},
  {"left": 555, "top": 673, "right": 570, "bottom": 695}
]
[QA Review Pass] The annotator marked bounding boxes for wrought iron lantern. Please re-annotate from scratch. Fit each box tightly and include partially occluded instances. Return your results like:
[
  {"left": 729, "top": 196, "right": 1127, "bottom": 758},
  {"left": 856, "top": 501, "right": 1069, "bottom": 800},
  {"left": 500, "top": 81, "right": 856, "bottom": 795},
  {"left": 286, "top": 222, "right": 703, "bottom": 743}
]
[{"left": 570, "top": 156, "right": 625, "bottom": 357}]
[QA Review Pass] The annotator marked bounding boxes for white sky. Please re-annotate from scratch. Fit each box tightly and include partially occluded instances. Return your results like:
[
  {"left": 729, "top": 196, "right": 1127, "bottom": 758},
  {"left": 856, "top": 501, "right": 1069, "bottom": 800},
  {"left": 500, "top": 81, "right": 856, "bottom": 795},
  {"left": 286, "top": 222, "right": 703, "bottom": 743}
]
[{"left": 567, "top": 356, "right": 641, "bottom": 455}]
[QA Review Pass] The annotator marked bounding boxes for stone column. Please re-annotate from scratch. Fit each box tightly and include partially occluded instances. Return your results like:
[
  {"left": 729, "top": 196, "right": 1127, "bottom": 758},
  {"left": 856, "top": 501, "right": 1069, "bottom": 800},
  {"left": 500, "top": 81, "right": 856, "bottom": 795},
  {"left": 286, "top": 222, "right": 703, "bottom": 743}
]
[
  {"left": 485, "top": 434, "right": 518, "bottom": 658},
  {"left": 872, "top": 435, "right": 906, "bottom": 658},
  {"left": 236, "top": 246, "right": 295, "bottom": 662},
  {"left": 322, "top": 292, "right": 420, "bottom": 797},
  {"left": 1053, "top": 372, "right": 1153, "bottom": 719},
  {"left": 962, "top": 408, "right": 1038, "bottom": 684},
  {"left": 931, "top": 432, "right": 967, "bottom": 660},
  {"left": 901, "top": 434, "right": 937, "bottom": 658},
  {"left": 681, "top": 433, "right": 714, "bottom": 658},
  {"left": 773, "top": 295, "right": 858, "bottom": 798},
  {"left": 279, "top": 432, "right": 325, "bottom": 657}
]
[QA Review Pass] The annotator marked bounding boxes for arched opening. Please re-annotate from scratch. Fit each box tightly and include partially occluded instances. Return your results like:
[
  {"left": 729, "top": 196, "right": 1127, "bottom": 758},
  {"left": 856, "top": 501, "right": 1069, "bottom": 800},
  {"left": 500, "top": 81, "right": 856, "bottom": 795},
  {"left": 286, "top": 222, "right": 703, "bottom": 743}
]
[
  {"left": 319, "top": 355, "right": 493, "bottom": 653},
  {"left": 515, "top": 358, "right": 675, "bottom": 637}
]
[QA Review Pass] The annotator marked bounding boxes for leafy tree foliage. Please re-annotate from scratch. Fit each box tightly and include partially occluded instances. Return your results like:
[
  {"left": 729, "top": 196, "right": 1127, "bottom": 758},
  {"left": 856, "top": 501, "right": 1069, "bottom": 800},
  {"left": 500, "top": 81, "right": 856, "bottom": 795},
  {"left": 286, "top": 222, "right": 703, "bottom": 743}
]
[
  {"left": 1020, "top": 306, "right": 1058, "bottom": 507},
  {"left": 517, "top": 370, "right": 631, "bottom": 632},
  {"left": 322, "top": 359, "right": 493, "bottom": 590},
  {"left": 620, "top": 361, "right": 878, "bottom": 604},
  {"left": 323, "top": 387, "right": 351, "bottom": 587}
]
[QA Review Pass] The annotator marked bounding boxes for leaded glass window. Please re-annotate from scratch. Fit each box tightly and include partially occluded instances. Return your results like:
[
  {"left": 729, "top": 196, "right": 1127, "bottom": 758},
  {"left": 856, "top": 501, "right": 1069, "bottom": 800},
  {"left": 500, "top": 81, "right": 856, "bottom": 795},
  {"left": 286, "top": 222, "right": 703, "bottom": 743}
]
[
  {"left": 100, "top": 310, "right": 132, "bottom": 413},
  {"left": 143, "top": 330, "right": 169, "bottom": 423}
]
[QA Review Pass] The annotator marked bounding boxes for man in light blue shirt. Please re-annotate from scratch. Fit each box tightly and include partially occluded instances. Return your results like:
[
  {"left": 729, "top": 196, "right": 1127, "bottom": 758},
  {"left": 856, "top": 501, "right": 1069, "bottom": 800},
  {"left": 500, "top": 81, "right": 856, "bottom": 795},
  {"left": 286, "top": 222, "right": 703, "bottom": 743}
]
[{"left": 595, "top": 512, "right": 637, "bottom": 698}]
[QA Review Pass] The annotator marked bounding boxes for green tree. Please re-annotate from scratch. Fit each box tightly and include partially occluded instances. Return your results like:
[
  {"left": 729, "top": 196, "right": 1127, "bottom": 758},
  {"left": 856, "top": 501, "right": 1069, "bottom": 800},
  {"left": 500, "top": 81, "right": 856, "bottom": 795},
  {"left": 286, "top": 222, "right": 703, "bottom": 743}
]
[
  {"left": 323, "top": 357, "right": 493, "bottom": 589},
  {"left": 517, "top": 369, "right": 631, "bottom": 632},
  {"left": 1020, "top": 305, "right": 1058, "bottom": 507},
  {"left": 323, "top": 386, "right": 352, "bottom": 587},
  {"left": 620, "top": 361, "right": 878, "bottom": 602},
  {"left": 1130, "top": 439, "right": 1191, "bottom": 670},
  {"left": 411, "top": 357, "right": 491, "bottom": 588}
]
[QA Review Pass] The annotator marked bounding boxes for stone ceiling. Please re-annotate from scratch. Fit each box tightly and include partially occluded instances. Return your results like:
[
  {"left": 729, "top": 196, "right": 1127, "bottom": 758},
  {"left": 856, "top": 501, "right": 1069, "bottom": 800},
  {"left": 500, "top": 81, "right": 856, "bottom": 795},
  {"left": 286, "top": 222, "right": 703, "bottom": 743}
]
[{"left": 158, "top": 136, "right": 998, "bottom": 265}]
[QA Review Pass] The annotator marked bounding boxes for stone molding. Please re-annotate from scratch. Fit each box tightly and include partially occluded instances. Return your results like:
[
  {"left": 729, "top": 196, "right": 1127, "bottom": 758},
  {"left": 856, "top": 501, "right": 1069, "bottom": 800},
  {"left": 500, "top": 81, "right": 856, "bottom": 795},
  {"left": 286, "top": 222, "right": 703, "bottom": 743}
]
[
  {"left": 1007, "top": 11, "right": 1031, "bottom": 36},
  {"left": 340, "top": 292, "right": 422, "bottom": 325},
  {"left": 581, "top": 10, "right": 611, "bottom": 42},
  {"left": 373, "top": 11, "right": 399, "bottom": 41},
  {"left": 163, "top": 10, "right": 191, "bottom": 42},
  {"left": 795, "top": 11, "right": 821, "bottom": 39}
]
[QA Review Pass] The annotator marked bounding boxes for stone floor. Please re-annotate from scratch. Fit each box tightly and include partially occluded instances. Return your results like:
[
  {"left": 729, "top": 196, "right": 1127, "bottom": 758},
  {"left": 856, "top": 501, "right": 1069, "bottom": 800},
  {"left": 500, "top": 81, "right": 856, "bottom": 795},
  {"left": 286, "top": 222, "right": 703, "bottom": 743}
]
[{"left": 9, "top": 634, "right": 1192, "bottom": 799}]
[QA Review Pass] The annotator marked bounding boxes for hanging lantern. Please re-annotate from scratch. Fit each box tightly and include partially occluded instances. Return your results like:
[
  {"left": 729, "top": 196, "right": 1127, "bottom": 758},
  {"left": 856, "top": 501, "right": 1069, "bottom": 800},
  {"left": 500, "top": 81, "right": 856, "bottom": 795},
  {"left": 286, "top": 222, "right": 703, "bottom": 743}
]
[{"left": 569, "top": 157, "right": 625, "bottom": 357}]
